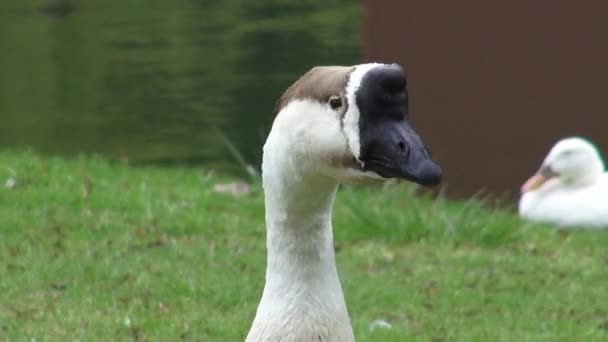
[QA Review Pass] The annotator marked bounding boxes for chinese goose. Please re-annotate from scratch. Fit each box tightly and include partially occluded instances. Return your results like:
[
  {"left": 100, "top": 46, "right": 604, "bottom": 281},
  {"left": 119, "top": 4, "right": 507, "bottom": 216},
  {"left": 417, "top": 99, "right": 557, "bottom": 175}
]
[
  {"left": 245, "top": 63, "right": 442, "bottom": 341},
  {"left": 519, "top": 137, "right": 608, "bottom": 228}
]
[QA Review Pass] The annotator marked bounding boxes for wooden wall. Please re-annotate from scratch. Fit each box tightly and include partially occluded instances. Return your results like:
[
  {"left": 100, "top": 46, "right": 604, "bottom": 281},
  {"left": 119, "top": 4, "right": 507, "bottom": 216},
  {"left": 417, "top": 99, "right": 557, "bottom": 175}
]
[{"left": 363, "top": 0, "right": 608, "bottom": 198}]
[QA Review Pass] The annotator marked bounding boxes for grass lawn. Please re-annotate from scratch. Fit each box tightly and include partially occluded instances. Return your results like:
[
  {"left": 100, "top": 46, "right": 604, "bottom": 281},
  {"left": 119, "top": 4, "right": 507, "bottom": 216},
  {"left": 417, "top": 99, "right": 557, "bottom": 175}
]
[{"left": 1, "top": 151, "right": 607, "bottom": 341}]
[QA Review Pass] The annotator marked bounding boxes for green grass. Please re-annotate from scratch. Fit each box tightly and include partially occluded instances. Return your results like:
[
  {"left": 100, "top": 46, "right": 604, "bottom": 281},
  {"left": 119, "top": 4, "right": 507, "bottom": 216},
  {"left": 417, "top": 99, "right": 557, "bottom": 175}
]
[{"left": 1, "top": 150, "right": 607, "bottom": 341}]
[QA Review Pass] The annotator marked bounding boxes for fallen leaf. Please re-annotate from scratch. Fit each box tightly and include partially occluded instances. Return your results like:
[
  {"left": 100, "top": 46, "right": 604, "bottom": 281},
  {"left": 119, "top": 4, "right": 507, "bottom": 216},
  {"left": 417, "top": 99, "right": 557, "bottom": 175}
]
[
  {"left": 5, "top": 178, "right": 17, "bottom": 189},
  {"left": 369, "top": 319, "right": 392, "bottom": 331},
  {"left": 212, "top": 181, "right": 251, "bottom": 196}
]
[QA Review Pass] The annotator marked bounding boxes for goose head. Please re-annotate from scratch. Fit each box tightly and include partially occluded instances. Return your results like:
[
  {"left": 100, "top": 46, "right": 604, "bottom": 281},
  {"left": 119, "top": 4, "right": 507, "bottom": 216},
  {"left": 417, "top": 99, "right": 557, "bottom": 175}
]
[
  {"left": 521, "top": 137, "right": 605, "bottom": 192},
  {"left": 265, "top": 63, "right": 442, "bottom": 187}
]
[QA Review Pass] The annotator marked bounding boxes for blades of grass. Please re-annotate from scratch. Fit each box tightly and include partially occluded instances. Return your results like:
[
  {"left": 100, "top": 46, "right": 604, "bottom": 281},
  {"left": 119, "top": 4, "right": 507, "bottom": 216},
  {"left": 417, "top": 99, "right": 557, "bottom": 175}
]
[{"left": 213, "top": 126, "right": 260, "bottom": 183}]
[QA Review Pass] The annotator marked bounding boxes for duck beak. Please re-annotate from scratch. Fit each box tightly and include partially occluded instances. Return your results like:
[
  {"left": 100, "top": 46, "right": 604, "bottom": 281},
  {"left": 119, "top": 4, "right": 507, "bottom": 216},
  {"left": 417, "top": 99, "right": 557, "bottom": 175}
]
[{"left": 521, "top": 165, "right": 558, "bottom": 193}]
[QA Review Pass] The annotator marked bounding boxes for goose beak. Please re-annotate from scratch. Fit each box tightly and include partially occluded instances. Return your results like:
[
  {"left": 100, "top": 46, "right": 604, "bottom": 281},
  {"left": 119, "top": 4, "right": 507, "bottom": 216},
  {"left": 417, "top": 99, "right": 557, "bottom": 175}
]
[
  {"left": 361, "top": 121, "right": 442, "bottom": 187},
  {"left": 521, "top": 165, "right": 558, "bottom": 193},
  {"left": 353, "top": 63, "right": 442, "bottom": 187}
]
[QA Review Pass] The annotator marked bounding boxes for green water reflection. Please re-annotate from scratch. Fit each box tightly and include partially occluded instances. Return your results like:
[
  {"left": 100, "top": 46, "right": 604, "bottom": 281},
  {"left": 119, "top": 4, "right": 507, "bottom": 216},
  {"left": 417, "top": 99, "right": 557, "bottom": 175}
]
[{"left": 0, "top": 0, "right": 361, "bottom": 175}]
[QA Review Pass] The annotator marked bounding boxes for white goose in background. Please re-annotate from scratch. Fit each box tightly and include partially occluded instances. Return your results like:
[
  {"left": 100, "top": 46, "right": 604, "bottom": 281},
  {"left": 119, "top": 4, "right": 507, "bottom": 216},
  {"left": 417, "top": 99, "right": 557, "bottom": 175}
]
[
  {"left": 519, "top": 137, "right": 608, "bottom": 228},
  {"left": 245, "top": 63, "right": 442, "bottom": 341}
]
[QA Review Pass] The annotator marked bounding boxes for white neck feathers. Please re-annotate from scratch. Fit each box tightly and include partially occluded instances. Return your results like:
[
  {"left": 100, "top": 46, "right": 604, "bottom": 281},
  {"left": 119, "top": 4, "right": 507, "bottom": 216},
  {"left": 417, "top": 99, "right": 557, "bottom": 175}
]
[{"left": 246, "top": 100, "right": 355, "bottom": 341}]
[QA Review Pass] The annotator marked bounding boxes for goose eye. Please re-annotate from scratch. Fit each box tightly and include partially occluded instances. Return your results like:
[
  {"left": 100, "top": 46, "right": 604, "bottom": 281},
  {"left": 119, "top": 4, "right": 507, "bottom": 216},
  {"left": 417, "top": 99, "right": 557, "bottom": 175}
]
[{"left": 329, "top": 96, "right": 342, "bottom": 109}]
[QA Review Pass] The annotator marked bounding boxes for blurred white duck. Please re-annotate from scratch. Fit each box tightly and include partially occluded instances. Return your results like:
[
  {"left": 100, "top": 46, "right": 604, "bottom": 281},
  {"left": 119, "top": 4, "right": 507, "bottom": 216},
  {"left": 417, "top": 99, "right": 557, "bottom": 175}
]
[{"left": 519, "top": 137, "right": 608, "bottom": 228}]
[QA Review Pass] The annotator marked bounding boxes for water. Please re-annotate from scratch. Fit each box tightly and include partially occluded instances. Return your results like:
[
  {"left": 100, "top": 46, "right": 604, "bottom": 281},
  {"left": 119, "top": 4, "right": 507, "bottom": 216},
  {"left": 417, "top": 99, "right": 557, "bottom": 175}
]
[{"left": 0, "top": 0, "right": 361, "bottom": 176}]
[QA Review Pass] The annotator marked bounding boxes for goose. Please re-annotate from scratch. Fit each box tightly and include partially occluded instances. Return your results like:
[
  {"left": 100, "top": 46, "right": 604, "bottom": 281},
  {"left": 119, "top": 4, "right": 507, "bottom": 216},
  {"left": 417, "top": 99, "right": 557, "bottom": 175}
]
[
  {"left": 245, "top": 63, "right": 442, "bottom": 341},
  {"left": 518, "top": 137, "right": 608, "bottom": 228}
]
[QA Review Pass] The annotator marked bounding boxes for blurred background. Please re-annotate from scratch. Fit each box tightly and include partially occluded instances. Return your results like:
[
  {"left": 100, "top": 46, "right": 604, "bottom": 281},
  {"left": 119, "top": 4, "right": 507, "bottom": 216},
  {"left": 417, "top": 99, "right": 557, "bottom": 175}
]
[
  {"left": 364, "top": 0, "right": 608, "bottom": 198},
  {"left": 1, "top": 0, "right": 607, "bottom": 199},
  {"left": 0, "top": 0, "right": 361, "bottom": 175}
]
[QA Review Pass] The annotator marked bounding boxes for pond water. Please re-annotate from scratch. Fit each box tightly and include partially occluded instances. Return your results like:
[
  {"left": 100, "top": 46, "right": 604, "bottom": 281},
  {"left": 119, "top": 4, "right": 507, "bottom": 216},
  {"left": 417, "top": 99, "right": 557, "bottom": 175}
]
[{"left": 0, "top": 0, "right": 361, "bottom": 176}]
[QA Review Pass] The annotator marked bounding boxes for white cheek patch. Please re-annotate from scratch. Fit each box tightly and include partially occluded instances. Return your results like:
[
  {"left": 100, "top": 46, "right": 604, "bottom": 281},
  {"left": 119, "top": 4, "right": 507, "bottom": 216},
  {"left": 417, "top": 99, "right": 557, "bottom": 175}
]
[
  {"left": 268, "top": 99, "right": 346, "bottom": 165},
  {"left": 343, "top": 63, "right": 383, "bottom": 165}
]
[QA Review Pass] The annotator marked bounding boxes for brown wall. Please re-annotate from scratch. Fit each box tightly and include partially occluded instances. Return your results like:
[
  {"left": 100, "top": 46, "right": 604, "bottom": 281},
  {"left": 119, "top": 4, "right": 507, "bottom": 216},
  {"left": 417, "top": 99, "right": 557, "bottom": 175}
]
[{"left": 363, "top": 0, "right": 608, "bottom": 199}]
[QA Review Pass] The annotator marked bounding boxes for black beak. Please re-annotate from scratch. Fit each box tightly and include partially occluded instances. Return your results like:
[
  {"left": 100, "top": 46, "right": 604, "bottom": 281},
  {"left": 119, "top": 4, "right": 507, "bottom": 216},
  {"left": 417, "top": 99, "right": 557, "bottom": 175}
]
[
  {"left": 355, "top": 63, "right": 442, "bottom": 187},
  {"left": 360, "top": 121, "right": 442, "bottom": 186}
]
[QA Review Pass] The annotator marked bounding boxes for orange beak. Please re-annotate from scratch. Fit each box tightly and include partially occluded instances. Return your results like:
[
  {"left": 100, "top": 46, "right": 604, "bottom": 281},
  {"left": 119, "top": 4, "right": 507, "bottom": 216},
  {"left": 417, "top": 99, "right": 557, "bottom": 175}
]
[{"left": 520, "top": 166, "right": 558, "bottom": 193}]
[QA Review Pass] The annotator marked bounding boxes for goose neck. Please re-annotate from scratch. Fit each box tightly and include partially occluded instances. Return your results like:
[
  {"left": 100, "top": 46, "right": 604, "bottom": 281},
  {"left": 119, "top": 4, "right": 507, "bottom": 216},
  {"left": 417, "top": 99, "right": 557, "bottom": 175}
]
[{"left": 263, "top": 173, "right": 340, "bottom": 283}]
